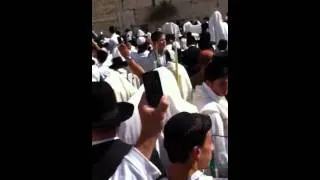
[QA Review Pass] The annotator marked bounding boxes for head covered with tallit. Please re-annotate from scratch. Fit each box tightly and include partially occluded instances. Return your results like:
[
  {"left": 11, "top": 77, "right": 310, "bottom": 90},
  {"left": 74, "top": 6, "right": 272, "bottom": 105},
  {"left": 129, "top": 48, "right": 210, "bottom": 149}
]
[{"left": 209, "top": 10, "right": 228, "bottom": 43}]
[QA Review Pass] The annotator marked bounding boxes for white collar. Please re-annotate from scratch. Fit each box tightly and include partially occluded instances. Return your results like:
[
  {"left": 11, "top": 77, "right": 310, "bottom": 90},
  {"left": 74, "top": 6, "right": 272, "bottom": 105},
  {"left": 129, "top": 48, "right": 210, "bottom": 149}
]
[
  {"left": 202, "top": 83, "right": 222, "bottom": 102},
  {"left": 92, "top": 136, "right": 119, "bottom": 146},
  {"left": 92, "top": 57, "right": 99, "bottom": 65},
  {"left": 189, "top": 170, "right": 204, "bottom": 180}
]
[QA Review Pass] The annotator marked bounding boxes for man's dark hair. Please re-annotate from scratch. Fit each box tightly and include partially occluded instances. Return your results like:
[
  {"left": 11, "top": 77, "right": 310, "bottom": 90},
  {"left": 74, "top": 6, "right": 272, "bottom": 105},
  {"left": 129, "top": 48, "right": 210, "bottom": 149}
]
[
  {"left": 109, "top": 26, "right": 115, "bottom": 34},
  {"left": 125, "top": 28, "right": 130, "bottom": 33},
  {"left": 204, "top": 53, "right": 228, "bottom": 82},
  {"left": 201, "top": 22, "right": 209, "bottom": 32},
  {"left": 166, "top": 34, "right": 175, "bottom": 44},
  {"left": 117, "top": 36, "right": 123, "bottom": 44},
  {"left": 187, "top": 34, "right": 196, "bottom": 46},
  {"left": 217, "top": 39, "right": 228, "bottom": 51},
  {"left": 199, "top": 32, "right": 211, "bottom": 50},
  {"left": 151, "top": 31, "right": 164, "bottom": 42},
  {"left": 137, "top": 43, "right": 148, "bottom": 53},
  {"left": 97, "top": 50, "right": 108, "bottom": 64},
  {"left": 164, "top": 112, "right": 212, "bottom": 163},
  {"left": 203, "top": 16, "right": 210, "bottom": 22}
]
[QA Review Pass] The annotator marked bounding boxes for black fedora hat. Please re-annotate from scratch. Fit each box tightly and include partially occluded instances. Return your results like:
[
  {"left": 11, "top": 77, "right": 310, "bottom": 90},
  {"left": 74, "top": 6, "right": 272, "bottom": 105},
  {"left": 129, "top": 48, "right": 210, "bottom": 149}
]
[
  {"left": 92, "top": 81, "right": 134, "bottom": 129},
  {"left": 109, "top": 56, "right": 128, "bottom": 70}
]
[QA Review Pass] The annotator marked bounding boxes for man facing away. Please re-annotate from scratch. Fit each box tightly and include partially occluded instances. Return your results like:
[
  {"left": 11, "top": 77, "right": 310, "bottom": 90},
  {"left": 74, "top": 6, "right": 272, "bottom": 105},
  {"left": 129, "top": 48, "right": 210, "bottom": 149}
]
[
  {"left": 92, "top": 81, "right": 169, "bottom": 180},
  {"left": 130, "top": 36, "right": 152, "bottom": 72}
]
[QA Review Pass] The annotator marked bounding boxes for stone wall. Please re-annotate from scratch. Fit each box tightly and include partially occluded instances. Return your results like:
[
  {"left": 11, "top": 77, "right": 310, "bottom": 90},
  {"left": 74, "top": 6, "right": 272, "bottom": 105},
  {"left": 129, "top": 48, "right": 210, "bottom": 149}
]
[{"left": 92, "top": 0, "right": 228, "bottom": 33}]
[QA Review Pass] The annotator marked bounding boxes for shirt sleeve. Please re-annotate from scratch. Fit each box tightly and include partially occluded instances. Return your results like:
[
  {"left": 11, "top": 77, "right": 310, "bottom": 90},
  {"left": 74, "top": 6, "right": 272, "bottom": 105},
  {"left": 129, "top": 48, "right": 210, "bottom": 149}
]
[
  {"left": 109, "top": 147, "right": 162, "bottom": 180},
  {"left": 208, "top": 113, "right": 228, "bottom": 170}
]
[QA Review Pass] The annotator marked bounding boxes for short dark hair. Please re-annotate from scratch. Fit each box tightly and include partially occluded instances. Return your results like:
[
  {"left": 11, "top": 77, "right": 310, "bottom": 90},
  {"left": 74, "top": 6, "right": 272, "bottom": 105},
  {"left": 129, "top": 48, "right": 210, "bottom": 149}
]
[
  {"left": 204, "top": 53, "right": 228, "bottom": 82},
  {"left": 217, "top": 39, "right": 228, "bottom": 51},
  {"left": 137, "top": 43, "right": 148, "bottom": 53},
  {"left": 201, "top": 22, "right": 209, "bottom": 31},
  {"left": 97, "top": 50, "right": 108, "bottom": 64},
  {"left": 109, "top": 26, "right": 115, "bottom": 33},
  {"left": 164, "top": 112, "right": 212, "bottom": 163},
  {"left": 199, "top": 32, "right": 211, "bottom": 50},
  {"left": 151, "top": 31, "right": 164, "bottom": 42},
  {"left": 187, "top": 35, "right": 196, "bottom": 46}
]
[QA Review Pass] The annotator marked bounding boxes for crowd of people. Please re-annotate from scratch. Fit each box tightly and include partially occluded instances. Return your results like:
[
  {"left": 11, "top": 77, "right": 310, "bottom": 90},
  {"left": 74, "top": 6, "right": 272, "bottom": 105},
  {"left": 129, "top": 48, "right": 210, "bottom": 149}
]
[{"left": 92, "top": 10, "right": 228, "bottom": 180}]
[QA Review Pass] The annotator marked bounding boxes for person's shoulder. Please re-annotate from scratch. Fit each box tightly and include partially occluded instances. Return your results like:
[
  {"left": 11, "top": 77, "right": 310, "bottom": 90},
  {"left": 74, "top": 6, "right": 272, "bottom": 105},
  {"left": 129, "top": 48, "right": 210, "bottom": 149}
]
[{"left": 122, "top": 147, "right": 162, "bottom": 176}]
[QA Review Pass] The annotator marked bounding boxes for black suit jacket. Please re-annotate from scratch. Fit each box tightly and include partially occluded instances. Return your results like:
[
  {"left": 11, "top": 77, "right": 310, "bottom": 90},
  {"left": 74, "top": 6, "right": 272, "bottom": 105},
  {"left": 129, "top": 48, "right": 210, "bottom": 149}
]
[{"left": 92, "top": 139, "right": 131, "bottom": 180}]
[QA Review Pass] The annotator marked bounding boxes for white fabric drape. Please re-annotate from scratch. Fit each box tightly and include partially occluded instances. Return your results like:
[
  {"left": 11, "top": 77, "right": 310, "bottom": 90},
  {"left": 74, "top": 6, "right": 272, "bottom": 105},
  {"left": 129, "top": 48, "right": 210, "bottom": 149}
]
[{"left": 209, "top": 11, "right": 228, "bottom": 43}]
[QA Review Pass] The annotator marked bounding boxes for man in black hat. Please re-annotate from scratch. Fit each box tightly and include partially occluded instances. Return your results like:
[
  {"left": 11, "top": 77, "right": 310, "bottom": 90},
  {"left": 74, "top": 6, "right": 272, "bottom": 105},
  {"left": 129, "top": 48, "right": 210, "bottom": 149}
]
[{"left": 92, "top": 81, "right": 168, "bottom": 180}]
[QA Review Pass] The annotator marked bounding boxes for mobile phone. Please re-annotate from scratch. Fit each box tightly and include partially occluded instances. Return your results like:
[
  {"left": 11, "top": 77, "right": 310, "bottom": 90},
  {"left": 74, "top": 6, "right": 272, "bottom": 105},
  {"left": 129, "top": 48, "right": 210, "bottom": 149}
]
[{"left": 142, "top": 71, "right": 163, "bottom": 108}]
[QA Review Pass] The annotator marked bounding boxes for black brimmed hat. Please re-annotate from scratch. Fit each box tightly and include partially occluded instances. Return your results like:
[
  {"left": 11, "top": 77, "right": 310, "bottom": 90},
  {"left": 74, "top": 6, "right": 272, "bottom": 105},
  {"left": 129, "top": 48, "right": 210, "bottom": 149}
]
[{"left": 92, "top": 81, "right": 134, "bottom": 129}]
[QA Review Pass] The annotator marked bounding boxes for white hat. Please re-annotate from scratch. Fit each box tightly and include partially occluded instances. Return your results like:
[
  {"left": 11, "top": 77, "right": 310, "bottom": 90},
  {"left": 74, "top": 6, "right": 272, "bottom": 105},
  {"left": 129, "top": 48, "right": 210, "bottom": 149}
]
[
  {"left": 136, "top": 36, "right": 146, "bottom": 46},
  {"left": 137, "top": 29, "right": 145, "bottom": 37}
]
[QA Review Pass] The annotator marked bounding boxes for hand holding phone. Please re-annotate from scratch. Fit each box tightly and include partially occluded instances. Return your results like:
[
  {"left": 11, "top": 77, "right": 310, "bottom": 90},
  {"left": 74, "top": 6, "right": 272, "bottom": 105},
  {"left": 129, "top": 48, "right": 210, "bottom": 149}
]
[{"left": 142, "top": 71, "right": 163, "bottom": 108}]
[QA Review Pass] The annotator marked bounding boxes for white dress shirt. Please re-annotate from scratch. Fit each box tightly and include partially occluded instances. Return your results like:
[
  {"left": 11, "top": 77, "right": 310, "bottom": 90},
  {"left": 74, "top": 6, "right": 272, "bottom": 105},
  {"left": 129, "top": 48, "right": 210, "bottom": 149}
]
[
  {"left": 147, "top": 50, "right": 167, "bottom": 69},
  {"left": 192, "top": 83, "right": 228, "bottom": 174},
  {"left": 110, "top": 147, "right": 161, "bottom": 180},
  {"left": 131, "top": 50, "right": 153, "bottom": 72},
  {"left": 92, "top": 65, "right": 100, "bottom": 82}
]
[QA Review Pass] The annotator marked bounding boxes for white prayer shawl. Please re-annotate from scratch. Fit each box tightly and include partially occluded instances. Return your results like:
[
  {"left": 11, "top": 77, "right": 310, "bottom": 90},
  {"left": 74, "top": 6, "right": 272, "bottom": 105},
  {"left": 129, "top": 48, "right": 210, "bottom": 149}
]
[
  {"left": 102, "top": 69, "right": 138, "bottom": 102},
  {"left": 208, "top": 16, "right": 216, "bottom": 42},
  {"left": 104, "top": 53, "right": 113, "bottom": 67},
  {"left": 92, "top": 65, "right": 100, "bottom": 82},
  {"left": 98, "top": 63, "right": 111, "bottom": 80},
  {"left": 166, "top": 62, "right": 193, "bottom": 102},
  {"left": 116, "top": 68, "right": 141, "bottom": 90},
  {"left": 162, "top": 22, "right": 180, "bottom": 35},
  {"left": 189, "top": 23, "right": 202, "bottom": 34},
  {"left": 192, "top": 83, "right": 228, "bottom": 171},
  {"left": 110, "top": 33, "right": 120, "bottom": 44},
  {"left": 117, "top": 67, "right": 198, "bottom": 170},
  {"left": 183, "top": 21, "right": 192, "bottom": 33},
  {"left": 209, "top": 11, "right": 228, "bottom": 43},
  {"left": 222, "top": 22, "right": 228, "bottom": 42}
]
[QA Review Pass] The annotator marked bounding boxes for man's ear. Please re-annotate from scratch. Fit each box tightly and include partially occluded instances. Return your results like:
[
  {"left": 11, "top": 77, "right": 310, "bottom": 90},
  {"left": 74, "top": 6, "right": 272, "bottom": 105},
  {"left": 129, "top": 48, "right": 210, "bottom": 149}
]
[{"left": 191, "top": 146, "right": 201, "bottom": 160}]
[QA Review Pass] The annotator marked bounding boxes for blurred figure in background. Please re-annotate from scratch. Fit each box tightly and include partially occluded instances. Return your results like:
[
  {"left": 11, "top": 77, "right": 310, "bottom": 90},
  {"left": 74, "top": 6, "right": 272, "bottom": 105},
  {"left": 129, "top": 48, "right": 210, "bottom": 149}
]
[{"left": 191, "top": 50, "right": 214, "bottom": 88}]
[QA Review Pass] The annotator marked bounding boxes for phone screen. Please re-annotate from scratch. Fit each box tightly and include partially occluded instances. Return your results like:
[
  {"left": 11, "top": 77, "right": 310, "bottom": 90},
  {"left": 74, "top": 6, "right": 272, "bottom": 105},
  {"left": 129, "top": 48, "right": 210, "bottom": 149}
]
[{"left": 142, "top": 71, "right": 163, "bottom": 108}]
